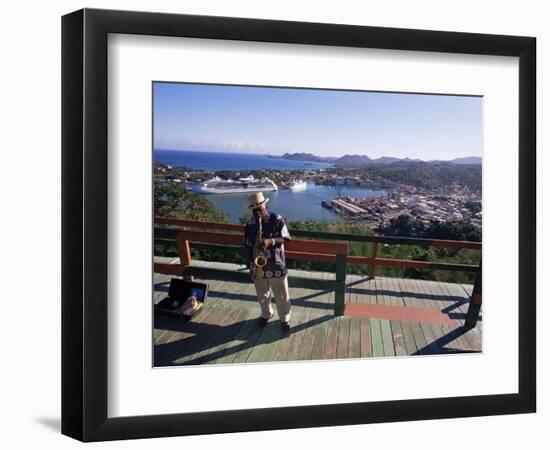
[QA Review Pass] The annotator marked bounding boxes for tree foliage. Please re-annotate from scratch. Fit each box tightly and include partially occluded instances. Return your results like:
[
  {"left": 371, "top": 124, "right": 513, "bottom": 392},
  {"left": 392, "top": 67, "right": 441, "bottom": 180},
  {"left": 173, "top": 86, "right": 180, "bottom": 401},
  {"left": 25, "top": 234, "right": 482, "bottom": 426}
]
[
  {"left": 154, "top": 181, "right": 227, "bottom": 222},
  {"left": 359, "top": 161, "right": 482, "bottom": 191},
  {"left": 377, "top": 213, "right": 481, "bottom": 242}
]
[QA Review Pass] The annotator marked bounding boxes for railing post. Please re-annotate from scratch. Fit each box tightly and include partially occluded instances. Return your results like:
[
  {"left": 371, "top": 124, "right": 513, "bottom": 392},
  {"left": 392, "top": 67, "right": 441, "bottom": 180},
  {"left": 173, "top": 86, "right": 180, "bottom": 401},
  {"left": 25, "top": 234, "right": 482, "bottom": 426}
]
[
  {"left": 369, "top": 242, "right": 379, "bottom": 278},
  {"left": 334, "top": 253, "right": 347, "bottom": 316},
  {"left": 465, "top": 259, "right": 482, "bottom": 328},
  {"left": 176, "top": 231, "right": 193, "bottom": 281}
]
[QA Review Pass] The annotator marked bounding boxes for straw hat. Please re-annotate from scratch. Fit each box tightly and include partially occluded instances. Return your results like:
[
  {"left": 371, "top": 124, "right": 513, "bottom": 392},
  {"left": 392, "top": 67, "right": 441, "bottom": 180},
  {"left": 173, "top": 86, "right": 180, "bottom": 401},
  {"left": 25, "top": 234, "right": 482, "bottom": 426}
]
[{"left": 248, "top": 192, "right": 270, "bottom": 209}]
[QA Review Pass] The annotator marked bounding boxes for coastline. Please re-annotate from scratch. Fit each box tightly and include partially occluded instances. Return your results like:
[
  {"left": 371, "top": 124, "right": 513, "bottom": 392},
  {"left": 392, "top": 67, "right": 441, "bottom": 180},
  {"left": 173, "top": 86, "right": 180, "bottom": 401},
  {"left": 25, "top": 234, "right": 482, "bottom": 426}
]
[{"left": 153, "top": 150, "right": 481, "bottom": 228}]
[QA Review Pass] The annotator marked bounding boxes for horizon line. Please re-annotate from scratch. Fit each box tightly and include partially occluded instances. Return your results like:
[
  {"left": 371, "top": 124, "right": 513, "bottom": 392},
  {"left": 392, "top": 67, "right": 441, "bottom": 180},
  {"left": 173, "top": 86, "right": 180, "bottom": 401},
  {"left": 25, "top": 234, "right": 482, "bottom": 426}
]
[{"left": 154, "top": 147, "right": 482, "bottom": 163}]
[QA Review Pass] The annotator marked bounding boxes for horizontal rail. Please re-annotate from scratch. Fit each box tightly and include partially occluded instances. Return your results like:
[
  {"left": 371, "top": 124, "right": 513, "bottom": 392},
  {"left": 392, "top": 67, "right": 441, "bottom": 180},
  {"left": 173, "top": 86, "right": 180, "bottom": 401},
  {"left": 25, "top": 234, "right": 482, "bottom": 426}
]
[
  {"left": 290, "top": 229, "right": 481, "bottom": 249},
  {"left": 374, "top": 258, "right": 477, "bottom": 272},
  {"left": 154, "top": 217, "right": 481, "bottom": 250},
  {"left": 155, "top": 217, "right": 243, "bottom": 232},
  {"left": 285, "top": 251, "right": 337, "bottom": 263},
  {"left": 156, "top": 239, "right": 477, "bottom": 272},
  {"left": 155, "top": 240, "right": 339, "bottom": 263},
  {"left": 172, "top": 229, "right": 349, "bottom": 256},
  {"left": 287, "top": 238, "right": 348, "bottom": 256},
  {"left": 181, "top": 230, "right": 242, "bottom": 246}
]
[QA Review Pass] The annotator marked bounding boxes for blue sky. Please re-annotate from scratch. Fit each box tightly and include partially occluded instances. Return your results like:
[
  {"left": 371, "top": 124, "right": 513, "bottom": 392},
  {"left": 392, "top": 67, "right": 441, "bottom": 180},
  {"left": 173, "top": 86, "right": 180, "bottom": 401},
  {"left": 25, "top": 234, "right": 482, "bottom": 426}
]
[{"left": 153, "top": 82, "right": 482, "bottom": 160}]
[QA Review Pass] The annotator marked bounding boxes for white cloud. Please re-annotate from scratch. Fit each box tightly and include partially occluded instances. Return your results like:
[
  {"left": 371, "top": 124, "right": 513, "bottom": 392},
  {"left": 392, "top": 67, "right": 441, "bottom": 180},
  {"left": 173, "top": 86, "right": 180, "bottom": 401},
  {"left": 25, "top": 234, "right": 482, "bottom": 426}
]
[{"left": 154, "top": 136, "right": 275, "bottom": 154}]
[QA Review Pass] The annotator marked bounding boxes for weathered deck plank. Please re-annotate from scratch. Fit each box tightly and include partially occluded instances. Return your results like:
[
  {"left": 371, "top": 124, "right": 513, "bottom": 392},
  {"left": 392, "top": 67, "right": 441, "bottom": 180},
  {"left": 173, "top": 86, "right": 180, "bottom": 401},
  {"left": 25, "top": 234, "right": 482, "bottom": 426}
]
[
  {"left": 310, "top": 319, "right": 330, "bottom": 361},
  {"left": 370, "top": 318, "right": 384, "bottom": 357},
  {"left": 348, "top": 318, "right": 362, "bottom": 359},
  {"left": 409, "top": 278, "right": 444, "bottom": 354},
  {"left": 212, "top": 308, "right": 256, "bottom": 364},
  {"left": 368, "top": 279, "right": 385, "bottom": 357},
  {"left": 426, "top": 280, "right": 471, "bottom": 352},
  {"left": 378, "top": 277, "right": 406, "bottom": 356},
  {"left": 395, "top": 277, "right": 427, "bottom": 354},
  {"left": 336, "top": 315, "right": 351, "bottom": 359},
  {"left": 387, "top": 277, "right": 417, "bottom": 355},
  {"left": 247, "top": 320, "right": 285, "bottom": 363},
  {"left": 323, "top": 316, "right": 340, "bottom": 359},
  {"left": 170, "top": 302, "right": 235, "bottom": 365},
  {"left": 155, "top": 302, "right": 225, "bottom": 365},
  {"left": 359, "top": 319, "right": 373, "bottom": 358},
  {"left": 202, "top": 306, "right": 252, "bottom": 362},
  {"left": 298, "top": 272, "right": 332, "bottom": 360}
]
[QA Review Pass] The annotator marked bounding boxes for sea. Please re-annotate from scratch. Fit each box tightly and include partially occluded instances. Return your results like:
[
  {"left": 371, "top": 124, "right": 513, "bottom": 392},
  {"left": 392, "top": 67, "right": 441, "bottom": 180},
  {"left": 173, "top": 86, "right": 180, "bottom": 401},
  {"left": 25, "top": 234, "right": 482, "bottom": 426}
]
[
  {"left": 154, "top": 149, "right": 333, "bottom": 171},
  {"left": 154, "top": 149, "right": 385, "bottom": 223}
]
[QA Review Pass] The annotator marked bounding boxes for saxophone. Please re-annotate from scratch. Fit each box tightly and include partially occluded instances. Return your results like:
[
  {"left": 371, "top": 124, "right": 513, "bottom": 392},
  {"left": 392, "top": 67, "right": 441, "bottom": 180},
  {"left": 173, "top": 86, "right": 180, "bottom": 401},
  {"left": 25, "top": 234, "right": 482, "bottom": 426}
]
[{"left": 253, "top": 210, "right": 267, "bottom": 280}]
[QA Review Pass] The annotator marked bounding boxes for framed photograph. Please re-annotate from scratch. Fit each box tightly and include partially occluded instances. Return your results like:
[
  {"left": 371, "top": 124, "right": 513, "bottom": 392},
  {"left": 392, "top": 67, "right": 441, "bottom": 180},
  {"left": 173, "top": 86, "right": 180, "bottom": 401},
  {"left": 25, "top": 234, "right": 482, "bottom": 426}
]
[{"left": 62, "top": 8, "right": 536, "bottom": 442}]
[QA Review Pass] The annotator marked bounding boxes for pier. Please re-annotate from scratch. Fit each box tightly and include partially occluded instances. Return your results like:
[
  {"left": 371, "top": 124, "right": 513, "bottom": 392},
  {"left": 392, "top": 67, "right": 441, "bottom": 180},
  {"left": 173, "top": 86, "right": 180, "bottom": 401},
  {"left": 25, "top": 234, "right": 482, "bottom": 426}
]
[{"left": 322, "top": 198, "right": 369, "bottom": 217}]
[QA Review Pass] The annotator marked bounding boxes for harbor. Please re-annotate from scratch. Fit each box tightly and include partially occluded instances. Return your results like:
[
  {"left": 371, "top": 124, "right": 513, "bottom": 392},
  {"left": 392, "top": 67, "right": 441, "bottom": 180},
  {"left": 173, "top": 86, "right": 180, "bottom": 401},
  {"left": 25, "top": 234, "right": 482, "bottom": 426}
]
[
  {"left": 192, "top": 181, "right": 386, "bottom": 223},
  {"left": 156, "top": 168, "right": 480, "bottom": 228},
  {"left": 322, "top": 197, "right": 370, "bottom": 218},
  {"left": 321, "top": 185, "right": 482, "bottom": 228},
  {"left": 154, "top": 155, "right": 481, "bottom": 228}
]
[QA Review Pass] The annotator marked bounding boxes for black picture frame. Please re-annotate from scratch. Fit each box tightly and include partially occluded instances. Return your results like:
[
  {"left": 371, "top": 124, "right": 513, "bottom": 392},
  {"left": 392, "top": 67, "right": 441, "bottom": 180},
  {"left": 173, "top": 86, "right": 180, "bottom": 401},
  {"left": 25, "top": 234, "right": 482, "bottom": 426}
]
[{"left": 61, "top": 8, "right": 536, "bottom": 442}]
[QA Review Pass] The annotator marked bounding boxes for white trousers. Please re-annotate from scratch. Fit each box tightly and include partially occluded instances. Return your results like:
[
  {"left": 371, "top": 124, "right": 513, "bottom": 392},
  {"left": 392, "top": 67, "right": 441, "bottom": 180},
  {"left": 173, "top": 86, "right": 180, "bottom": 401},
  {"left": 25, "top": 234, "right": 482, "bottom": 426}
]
[{"left": 253, "top": 275, "right": 291, "bottom": 323}]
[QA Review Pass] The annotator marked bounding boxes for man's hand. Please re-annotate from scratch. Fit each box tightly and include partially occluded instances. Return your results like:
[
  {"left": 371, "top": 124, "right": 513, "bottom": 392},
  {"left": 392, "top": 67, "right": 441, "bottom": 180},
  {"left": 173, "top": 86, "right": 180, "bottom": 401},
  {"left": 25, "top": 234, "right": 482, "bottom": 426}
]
[{"left": 263, "top": 238, "right": 273, "bottom": 248}]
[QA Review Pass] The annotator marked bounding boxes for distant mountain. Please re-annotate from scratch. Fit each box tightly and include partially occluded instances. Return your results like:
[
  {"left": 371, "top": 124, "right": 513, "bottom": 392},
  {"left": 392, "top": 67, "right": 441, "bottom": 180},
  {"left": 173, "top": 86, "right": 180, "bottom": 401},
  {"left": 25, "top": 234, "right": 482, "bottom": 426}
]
[
  {"left": 273, "top": 152, "right": 481, "bottom": 167},
  {"left": 268, "top": 152, "right": 337, "bottom": 163},
  {"left": 330, "top": 154, "right": 428, "bottom": 166},
  {"left": 334, "top": 154, "right": 372, "bottom": 166},
  {"left": 373, "top": 156, "right": 401, "bottom": 164},
  {"left": 449, "top": 156, "right": 482, "bottom": 165}
]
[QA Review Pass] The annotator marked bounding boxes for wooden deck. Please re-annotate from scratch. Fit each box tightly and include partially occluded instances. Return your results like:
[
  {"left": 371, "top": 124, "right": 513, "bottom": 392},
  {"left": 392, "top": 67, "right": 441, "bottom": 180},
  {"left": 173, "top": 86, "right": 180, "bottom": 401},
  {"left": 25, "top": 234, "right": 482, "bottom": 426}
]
[{"left": 153, "top": 259, "right": 482, "bottom": 366}]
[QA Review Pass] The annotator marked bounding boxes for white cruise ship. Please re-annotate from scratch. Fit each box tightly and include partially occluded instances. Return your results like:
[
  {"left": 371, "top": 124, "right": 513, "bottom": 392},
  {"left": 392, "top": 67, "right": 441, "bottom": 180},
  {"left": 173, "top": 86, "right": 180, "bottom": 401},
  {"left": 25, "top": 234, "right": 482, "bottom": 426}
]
[
  {"left": 199, "top": 175, "right": 278, "bottom": 194},
  {"left": 289, "top": 179, "right": 307, "bottom": 192}
]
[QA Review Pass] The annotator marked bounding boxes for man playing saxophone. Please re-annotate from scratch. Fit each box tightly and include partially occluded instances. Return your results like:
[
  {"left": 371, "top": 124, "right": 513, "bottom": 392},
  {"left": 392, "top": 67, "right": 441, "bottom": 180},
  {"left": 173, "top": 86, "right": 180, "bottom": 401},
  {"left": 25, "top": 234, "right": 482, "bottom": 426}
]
[{"left": 243, "top": 192, "right": 292, "bottom": 331}]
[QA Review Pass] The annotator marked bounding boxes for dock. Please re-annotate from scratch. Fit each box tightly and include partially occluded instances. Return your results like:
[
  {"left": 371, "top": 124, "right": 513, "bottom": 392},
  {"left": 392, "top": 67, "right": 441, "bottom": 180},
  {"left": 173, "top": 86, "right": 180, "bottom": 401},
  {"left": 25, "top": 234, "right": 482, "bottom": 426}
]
[{"left": 321, "top": 198, "right": 369, "bottom": 217}]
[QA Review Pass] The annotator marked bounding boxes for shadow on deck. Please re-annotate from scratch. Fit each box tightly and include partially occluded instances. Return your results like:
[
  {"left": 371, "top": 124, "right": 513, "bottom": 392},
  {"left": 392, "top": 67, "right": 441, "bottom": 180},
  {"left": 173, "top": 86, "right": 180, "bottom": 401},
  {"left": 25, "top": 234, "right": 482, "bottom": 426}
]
[{"left": 153, "top": 259, "right": 482, "bottom": 367}]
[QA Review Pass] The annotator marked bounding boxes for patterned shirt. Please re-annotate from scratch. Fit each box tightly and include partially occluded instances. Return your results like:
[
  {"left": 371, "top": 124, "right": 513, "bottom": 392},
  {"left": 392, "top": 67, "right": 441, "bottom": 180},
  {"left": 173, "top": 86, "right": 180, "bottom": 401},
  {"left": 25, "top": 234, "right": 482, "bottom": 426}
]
[{"left": 243, "top": 212, "right": 291, "bottom": 280}]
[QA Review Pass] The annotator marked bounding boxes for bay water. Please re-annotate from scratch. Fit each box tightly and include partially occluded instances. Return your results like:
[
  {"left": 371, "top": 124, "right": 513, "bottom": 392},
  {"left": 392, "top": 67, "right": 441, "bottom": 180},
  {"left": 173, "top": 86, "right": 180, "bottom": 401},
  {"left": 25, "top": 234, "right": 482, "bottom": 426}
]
[
  {"left": 155, "top": 149, "right": 333, "bottom": 171},
  {"left": 155, "top": 149, "right": 385, "bottom": 223}
]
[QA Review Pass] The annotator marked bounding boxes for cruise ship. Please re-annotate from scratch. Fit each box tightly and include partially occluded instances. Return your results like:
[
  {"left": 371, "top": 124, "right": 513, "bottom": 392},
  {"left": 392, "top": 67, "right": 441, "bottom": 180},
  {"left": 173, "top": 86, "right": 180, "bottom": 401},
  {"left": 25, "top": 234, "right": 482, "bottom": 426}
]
[
  {"left": 289, "top": 179, "right": 307, "bottom": 191},
  {"left": 199, "top": 175, "right": 278, "bottom": 194}
]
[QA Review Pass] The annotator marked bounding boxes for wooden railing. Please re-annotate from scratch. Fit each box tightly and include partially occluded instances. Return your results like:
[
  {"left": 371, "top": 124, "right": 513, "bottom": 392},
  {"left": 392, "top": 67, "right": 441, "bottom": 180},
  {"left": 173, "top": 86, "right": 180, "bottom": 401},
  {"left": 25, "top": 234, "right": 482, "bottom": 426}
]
[
  {"left": 154, "top": 217, "right": 482, "bottom": 325},
  {"left": 155, "top": 217, "right": 348, "bottom": 314}
]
